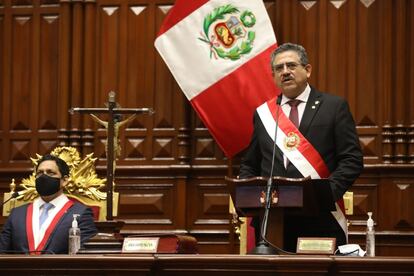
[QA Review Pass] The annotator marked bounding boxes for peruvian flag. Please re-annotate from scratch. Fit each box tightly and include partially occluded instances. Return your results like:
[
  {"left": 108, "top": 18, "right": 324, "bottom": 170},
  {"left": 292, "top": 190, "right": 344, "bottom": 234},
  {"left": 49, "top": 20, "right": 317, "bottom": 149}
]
[{"left": 155, "top": 0, "right": 278, "bottom": 157}]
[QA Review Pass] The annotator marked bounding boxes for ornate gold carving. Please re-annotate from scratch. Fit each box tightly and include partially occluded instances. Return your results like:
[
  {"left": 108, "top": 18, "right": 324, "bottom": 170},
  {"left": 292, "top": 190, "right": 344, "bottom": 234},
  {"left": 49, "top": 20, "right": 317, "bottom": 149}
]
[
  {"left": 229, "top": 196, "right": 242, "bottom": 240},
  {"left": 343, "top": 191, "right": 354, "bottom": 215},
  {"left": 9, "top": 179, "right": 16, "bottom": 193},
  {"left": 18, "top": 146, "right": 106, "bottom": 202}
]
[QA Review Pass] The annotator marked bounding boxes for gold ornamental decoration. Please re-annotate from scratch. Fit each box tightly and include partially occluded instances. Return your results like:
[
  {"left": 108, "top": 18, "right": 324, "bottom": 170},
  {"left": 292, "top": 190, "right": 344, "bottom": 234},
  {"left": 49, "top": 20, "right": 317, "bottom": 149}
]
[
  {"left": 284, "top": 132, "right": 300, "bottom": 151},
  {"left": 18, "top": 146, "right": 106, "bottom": 202}
]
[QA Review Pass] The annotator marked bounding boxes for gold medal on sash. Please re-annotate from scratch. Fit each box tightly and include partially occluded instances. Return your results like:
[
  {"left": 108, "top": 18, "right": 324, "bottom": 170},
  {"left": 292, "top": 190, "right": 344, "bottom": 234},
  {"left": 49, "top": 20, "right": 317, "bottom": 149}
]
[{"left": 284, "top": 132, "right": 300, "bottom": 150}]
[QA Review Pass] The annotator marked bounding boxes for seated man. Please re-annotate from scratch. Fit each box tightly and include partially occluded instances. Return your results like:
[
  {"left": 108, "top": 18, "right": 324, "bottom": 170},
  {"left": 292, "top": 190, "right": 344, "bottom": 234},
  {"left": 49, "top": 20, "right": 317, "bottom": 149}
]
[{"left": 0, "top": 154, "right": 98, "bottom": 254}]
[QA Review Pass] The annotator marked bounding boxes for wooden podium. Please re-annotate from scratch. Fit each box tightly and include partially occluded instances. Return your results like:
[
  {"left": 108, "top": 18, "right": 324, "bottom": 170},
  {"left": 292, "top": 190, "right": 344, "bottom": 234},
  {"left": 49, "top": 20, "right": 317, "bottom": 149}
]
[{"left": 226, "top": 176, "right": 335, "bottom": 251}]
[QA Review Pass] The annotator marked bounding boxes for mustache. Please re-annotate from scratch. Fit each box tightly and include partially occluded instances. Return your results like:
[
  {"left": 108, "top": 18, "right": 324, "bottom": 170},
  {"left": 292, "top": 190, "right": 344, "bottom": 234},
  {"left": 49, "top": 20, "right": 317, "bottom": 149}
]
[{"left": 282, "top": 75, "right": 293, "bottom": 82}]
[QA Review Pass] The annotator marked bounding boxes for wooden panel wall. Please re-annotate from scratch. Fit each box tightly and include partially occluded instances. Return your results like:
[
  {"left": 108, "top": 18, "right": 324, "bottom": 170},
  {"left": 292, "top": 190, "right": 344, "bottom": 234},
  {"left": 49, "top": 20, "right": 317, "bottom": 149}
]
[{"left": 1, "top": 0, "right": 414, "bottom": 255}]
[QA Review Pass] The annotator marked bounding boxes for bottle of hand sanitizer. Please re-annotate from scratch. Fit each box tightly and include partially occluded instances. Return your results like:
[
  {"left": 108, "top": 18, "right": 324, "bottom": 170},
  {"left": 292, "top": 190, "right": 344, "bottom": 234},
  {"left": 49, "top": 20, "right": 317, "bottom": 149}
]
[
  {"left": 68, "top": 214, "right": 81, "bottom": 255},
  {"left": 366, "top": 212, "right": 375, "bottom": 257}
]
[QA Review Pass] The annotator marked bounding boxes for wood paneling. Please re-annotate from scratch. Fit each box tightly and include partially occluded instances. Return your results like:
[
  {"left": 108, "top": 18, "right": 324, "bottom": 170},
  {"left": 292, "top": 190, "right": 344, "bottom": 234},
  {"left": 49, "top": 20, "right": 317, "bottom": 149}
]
[
  {"left": 380, "top": 178, "right": 414, "bottom": 230},
  {"left": 1, "top": 255, "right": 414, "bottom": 275},
  {"left": 1, "top": 0, "right": 61, "bottom": 166},
  {"left": 1, "top": 0, "right": 414, "bottom": 254}
]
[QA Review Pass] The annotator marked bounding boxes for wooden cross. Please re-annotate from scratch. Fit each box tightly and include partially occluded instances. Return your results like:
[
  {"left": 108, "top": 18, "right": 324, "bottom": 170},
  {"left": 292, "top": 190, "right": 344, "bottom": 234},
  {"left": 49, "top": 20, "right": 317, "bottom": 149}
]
[{"left": 69, "top": 91, "right": 154, "bottom": 220}]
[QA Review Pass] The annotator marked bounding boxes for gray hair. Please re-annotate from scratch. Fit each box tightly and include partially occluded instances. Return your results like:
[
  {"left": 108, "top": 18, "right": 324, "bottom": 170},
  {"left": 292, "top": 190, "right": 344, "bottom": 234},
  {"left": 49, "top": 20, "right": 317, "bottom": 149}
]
[{"left": 270, "top": 43, "right": 309, "bottom": 68}]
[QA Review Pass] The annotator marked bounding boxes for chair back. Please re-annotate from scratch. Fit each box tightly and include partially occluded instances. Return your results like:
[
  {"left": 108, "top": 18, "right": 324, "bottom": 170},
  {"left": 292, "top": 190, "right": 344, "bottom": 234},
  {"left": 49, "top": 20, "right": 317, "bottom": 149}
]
[{"left": 2, "top": 146, "right": 118, "bottom": 221}]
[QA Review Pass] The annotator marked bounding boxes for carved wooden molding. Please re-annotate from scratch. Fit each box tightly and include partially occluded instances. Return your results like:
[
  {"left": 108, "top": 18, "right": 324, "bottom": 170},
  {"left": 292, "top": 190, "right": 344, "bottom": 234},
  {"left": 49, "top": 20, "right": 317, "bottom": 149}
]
[
  {"left": 103, "top": 6, "right": 118, "bottom": 16},
  {"left": 130, "top": 7, "right": 145, "bottom": 16},
  {"left": 330, "top": 0, "right": 347, "bottom": 9},
  {"left": 159, "top": 5, "right": 172, "bottom": 15},
  {"left": 396, "top": 184, "right": 410, "bottom": 190},
  {"left": 300, "top": 1, "right": 317, "bottom": 10},
  {"left": 360, "top": 0, "right": 375, "bottom": 8}
]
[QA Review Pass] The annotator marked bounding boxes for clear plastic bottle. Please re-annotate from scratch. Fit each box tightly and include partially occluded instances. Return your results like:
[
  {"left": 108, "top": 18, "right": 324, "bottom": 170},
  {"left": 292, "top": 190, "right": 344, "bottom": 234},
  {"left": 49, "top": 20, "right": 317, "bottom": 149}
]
[
  {"left": 68, "top": 214, "right": 81, "bottom": 255},
  {"left": 366, "top": 212, "right": 375, "bottom": 257}
]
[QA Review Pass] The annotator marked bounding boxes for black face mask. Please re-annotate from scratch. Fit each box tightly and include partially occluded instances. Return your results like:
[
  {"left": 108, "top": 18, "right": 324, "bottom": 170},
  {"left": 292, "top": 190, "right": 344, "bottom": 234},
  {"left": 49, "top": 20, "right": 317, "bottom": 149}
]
[{"left": 35, "top": 174, "right": 61, "bottom": 196}]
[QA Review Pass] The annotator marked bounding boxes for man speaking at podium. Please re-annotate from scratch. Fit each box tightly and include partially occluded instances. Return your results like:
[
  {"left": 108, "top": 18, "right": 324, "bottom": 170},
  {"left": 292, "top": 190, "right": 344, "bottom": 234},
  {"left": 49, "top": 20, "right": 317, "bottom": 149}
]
[
  {"left": 239, "top": 43, "right": 363, "bottom": 252},
  {"left": 0, "top": 154, "right": 97, "bottom": 254}
]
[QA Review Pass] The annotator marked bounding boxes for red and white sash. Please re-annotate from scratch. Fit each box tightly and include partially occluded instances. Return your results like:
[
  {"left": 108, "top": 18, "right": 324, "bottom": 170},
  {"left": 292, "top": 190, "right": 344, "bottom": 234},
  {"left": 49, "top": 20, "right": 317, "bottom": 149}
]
[
  {"left": 257, "top": 97, "right": 348, "bottom": 238},
  {"left": 26, "top": 201, "right": 74, "bottom": 254}
]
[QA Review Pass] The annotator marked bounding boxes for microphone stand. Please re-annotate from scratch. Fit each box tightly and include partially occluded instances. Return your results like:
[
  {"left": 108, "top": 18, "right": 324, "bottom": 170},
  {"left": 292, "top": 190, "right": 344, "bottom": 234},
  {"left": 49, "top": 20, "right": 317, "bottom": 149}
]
[
  {"left": 249, "top": 177, "right": 280, "bottom": 254},
  {"left": 250, "top": 96, "right": 284, "bottom": 255},
  {"left": 0, "top": 191, "right": 20, "bottom": 209}
]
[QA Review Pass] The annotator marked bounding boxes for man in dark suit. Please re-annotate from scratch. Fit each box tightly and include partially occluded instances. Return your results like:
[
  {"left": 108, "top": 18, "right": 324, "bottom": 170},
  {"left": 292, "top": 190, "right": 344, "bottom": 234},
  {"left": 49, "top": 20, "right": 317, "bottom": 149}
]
[
  {"left": 0, "top": 154, "right": 97, "bottom": 254},
  {"left": 239, "top": 43, "right": 363, "bottom": 252}
]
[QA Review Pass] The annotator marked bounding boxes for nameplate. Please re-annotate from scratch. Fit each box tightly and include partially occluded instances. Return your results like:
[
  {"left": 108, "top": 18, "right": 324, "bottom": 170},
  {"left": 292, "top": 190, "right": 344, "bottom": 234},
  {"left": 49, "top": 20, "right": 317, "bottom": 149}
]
[
  {"left": 296, "top": 237, "right": 336, "bottom": 255},
  {"left": 122, "top": 237, "right": 160, "bottom": 253}
]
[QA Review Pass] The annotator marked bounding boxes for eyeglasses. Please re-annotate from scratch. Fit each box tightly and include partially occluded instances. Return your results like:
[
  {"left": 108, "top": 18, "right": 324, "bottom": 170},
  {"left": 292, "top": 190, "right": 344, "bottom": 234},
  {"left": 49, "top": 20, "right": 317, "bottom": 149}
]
[{"left": 272, "top": 62, "right": 304, "bottom": 73}]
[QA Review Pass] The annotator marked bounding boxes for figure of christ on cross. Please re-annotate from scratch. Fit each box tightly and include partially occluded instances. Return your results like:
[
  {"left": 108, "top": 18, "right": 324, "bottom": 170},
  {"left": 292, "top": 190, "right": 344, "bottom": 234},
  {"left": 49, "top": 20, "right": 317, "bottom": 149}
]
[
  {"left": 69, "top": 91, "right": 154, "bottom": 220},
  {"left": 90, "top": 113, "right": 137, "bottom": 173}
]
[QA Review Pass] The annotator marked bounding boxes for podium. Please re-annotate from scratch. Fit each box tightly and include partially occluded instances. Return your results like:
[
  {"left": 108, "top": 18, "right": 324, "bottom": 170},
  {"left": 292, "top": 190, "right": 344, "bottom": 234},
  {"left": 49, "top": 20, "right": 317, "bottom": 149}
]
[{"left": 226, "top": 176, "right": 336, "bottom": 252}]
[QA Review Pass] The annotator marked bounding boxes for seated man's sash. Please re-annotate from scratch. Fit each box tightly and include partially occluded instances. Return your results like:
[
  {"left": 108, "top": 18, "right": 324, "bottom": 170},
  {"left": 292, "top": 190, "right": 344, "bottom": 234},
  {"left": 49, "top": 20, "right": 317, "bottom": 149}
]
[
  {"left": 257, "top": 97, "right": 347, "bottom": 238},
  {"left": 26, "top": 201, "right": 74, "bottom": 254}
]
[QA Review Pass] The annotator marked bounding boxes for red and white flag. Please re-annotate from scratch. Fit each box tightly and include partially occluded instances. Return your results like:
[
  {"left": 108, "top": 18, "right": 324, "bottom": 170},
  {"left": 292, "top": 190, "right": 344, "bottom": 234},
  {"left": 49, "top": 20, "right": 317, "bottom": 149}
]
[{"left": 155, "top": 0, "right": 278, "bottom": 157}]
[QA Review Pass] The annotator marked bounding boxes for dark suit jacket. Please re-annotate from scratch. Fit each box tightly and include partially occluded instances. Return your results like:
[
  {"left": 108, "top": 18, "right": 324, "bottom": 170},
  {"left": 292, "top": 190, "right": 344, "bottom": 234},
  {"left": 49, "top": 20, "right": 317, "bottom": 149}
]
[
  {"left": 0, "top": 201, "right": 98, "bottom": 254},
  {"left": 239, "top": 87, "right": 364, "bottom": 250}
]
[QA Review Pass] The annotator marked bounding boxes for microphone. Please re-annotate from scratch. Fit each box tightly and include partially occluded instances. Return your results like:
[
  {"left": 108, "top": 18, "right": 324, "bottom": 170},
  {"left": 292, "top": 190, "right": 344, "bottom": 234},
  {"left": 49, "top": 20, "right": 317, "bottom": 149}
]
[
  {"left": 0, "top": 191, "right": 21, "bottom": 209},
  {"left": 250, "top": 94, "right": 291, "bottom": 255}
]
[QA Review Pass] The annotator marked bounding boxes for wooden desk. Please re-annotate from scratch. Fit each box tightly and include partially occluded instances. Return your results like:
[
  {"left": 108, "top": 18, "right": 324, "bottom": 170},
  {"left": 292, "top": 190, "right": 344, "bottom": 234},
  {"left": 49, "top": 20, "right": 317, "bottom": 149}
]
[{"left": 0, "top": 254, "right": 413, "bottom": 275}]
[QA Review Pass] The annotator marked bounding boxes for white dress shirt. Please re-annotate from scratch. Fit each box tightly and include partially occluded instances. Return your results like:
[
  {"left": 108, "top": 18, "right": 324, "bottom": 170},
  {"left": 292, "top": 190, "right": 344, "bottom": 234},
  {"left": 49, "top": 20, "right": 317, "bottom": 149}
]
[{"left": 32, "top": 193, "right": 69, "bottom": 249}]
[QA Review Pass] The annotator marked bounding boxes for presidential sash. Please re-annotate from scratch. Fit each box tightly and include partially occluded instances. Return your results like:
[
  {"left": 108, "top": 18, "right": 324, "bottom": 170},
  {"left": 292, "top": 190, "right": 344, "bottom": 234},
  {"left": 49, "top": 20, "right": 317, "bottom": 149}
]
[
  {"left": 256, "top": 97, "right": 348, "bottom": 238},
  {"left": 26, "top": 200, "right": 74, "bottom": 254}
]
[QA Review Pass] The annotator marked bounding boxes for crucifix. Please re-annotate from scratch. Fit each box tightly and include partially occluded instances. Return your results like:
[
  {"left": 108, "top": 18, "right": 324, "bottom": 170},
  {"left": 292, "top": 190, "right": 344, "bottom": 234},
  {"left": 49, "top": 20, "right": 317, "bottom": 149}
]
[{"left": 69, "top": 91, "right": 154, "bottom": 220}]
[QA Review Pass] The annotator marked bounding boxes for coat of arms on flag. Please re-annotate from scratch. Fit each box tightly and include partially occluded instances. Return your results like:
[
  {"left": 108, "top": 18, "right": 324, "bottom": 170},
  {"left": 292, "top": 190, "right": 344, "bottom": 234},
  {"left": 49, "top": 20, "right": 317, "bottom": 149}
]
[
  {"left": 155, "top": 0, "right": 278, "bottom": 157},
  {"left": 198, "top": 4, "right": 256, "bottom": 60}
]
